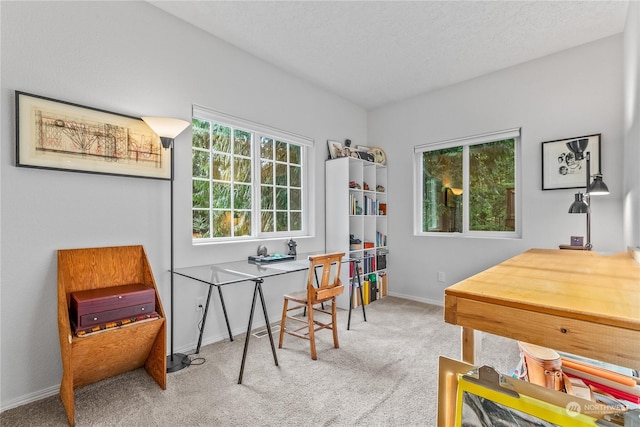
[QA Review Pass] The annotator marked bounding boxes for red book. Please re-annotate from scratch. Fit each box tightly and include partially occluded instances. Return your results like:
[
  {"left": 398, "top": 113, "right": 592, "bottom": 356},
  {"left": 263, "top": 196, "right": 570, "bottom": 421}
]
[{"left": 565, "top": 372, "right": 640, "bottom": 403}]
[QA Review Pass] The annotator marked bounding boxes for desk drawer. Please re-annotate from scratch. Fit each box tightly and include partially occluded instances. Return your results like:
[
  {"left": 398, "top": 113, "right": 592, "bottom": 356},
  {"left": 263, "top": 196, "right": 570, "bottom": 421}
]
[
  {"left": 78, "top": 302, "right": 155, "bottom": 327},
  {"left": 445, "top": 296, "right": 640, "bottom": 371},
  {"left": 70, "top": 283, "right": 155, "bottom": 327}
]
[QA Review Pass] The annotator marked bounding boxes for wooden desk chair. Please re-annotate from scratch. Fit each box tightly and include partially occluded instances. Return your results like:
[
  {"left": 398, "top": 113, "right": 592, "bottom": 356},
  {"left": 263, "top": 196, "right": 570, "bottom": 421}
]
[{"left": 278, "top": 252, "right": 345, "bottom": 360}]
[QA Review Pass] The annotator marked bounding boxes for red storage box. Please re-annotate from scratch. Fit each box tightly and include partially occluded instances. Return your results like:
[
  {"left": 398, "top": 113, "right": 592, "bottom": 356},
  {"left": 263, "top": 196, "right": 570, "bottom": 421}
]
[{"left": 70, "top": 283, "right": 155, "bottom": 329}]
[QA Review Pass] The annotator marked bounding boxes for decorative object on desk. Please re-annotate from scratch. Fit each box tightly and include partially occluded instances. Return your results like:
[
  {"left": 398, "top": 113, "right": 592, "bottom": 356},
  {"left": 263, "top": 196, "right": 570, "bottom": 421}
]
[
  {"left": 564, "top": 136, "right": 610, "bottom": 250},
  {"left": 15, "top": 91, "right": 172, "bottom": 180},
  {"left": 257, "top": 245, "right": 268, "bottom": 257},
  {"left": 286, "top": 238, "right": 297, "bottom": 256},
  {"left": 327, "top": 140, "right": 343, "bottom": 159},
  {"left": 142, "top": 116, "right": 190, "bottom": 373},
  {"left": 541, "top": 134, "right": 601, "bottom": 190},
  {"left": 570, "top": 236, "right": 584, "bottom": 247}
]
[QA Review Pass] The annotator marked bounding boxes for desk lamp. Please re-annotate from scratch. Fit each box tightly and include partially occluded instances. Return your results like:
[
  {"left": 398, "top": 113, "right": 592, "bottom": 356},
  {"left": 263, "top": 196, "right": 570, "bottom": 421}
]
[
  {"left": 142, "top": 116, "right": 190, "bottom": 373},
  {"left": 566, "top": 138, "right": 609, "bottom": 250}
]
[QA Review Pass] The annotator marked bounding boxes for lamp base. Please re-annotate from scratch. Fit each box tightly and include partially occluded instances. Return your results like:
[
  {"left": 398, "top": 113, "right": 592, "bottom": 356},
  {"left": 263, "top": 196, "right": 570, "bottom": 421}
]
[{"left": 166, "top": 353, "right": 191, "bottom": 373}]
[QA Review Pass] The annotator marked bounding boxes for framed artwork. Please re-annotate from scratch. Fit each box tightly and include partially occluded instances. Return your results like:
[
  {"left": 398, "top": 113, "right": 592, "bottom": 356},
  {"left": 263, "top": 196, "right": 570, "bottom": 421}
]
[
  {"left": 438, "top": 357, "right": 615, "bottom": 426},
  {"left": 16, "top": 91, "right": 171, "bottom": 180},
  {"left": 541, "top": 134, "right": 601, "bottom": 190},
  {"left": 456, "top": 372, "right": 598, "bottom": 426},
  {"left": 327, "top": 140, "right": 343, "bottom": 159}
]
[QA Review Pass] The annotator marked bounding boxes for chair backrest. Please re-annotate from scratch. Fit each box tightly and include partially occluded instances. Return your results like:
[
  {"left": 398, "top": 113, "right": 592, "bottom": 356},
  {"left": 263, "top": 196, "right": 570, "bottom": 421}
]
[{"left": 306, "top": 252, "right": 345, "bottom": 303}]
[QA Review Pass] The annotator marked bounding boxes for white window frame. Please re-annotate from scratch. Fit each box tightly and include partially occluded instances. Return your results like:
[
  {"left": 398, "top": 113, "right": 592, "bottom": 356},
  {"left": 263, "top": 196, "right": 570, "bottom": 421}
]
[
  {"left": 413, "top": 128, "right": 521, "bottom": 238},
  {"left": 192, "top": 105, "right": 314, "bottom": 243}
]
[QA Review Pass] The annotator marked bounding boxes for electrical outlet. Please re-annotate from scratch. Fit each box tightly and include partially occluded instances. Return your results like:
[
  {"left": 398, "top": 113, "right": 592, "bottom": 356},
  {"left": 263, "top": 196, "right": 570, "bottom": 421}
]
[
  {"left": 195, "top": 296, "right": 204, "bottom": 311},
  {"left": 437, "top": 271, "right": 445, "bottom": 282}
]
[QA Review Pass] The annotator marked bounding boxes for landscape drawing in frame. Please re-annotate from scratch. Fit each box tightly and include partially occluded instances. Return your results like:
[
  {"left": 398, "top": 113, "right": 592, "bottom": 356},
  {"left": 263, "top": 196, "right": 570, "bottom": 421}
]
[
  {"left": 541, "top": 133, "right": 601, "bottom": 190},
  {"left": 456, "top": 375, "right": 598, "bottom": 426},
  {"left": 15, "top": 91, "right": 171, "bottom": 180}
]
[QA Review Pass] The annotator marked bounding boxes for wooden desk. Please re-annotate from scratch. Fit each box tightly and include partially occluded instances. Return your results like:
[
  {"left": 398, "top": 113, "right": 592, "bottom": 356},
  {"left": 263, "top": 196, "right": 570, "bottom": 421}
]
[{"left": 444, "top": 248, "right": 640, "bottom": 370}]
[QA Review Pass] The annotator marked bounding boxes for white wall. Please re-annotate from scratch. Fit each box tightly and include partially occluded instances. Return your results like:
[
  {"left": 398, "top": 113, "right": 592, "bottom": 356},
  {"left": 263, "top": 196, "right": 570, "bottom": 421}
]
[
  {"left": 0, "top": 1, "right": 366, "bottom": 409},
  {"left": 368, "top": 35, "right": 625, "bottom": 305},
  {"left": 1, "top": 0, "right": 636, "bottom": 413},
  {"left": 623, "top": 1, "right": 640, "bottom": 249}
]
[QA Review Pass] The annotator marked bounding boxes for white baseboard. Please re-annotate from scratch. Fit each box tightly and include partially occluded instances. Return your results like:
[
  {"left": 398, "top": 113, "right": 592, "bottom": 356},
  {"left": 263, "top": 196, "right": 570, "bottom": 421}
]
[
  {"left": 386, "top": 291, "right": 444, "bottom": 307},
  {"left": 1, "top": 384, "right": 59, "bottom": 413}
]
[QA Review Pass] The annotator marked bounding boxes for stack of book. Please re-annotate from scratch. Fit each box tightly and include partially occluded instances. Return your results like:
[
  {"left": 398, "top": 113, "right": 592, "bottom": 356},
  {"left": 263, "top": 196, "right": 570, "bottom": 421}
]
[{"left": 559, "top": 354, "right": 640, "bottom": 406}]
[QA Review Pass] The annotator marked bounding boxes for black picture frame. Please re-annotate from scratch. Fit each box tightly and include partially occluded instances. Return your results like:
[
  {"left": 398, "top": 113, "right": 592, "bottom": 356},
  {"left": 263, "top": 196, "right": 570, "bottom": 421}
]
[
  {"left": 15, "top": 91, "right": 171, "bottom": 180},
  {"left": 541, "top": 133, "right": 601, "bottom": 190}
]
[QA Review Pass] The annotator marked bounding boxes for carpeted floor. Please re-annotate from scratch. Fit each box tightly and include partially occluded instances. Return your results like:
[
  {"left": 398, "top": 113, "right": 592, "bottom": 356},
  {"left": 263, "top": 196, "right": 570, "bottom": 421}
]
[{"left": 0, "top": 297, "right": 520, "bottom": 426}]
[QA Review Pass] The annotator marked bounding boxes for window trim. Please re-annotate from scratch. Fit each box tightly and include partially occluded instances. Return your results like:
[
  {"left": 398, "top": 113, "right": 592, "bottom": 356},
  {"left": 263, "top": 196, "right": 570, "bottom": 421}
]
[
  {"left": 413, "top": 127, "right": 521, "bottom": 238},
  {"left": 192, "top": 105, "right": 314, "bottom": 243}
]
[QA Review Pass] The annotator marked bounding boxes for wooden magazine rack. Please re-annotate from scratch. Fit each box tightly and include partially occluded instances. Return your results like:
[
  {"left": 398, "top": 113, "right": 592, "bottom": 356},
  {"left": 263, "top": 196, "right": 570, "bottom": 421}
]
[{"left": 57, "top": 245, "right": 166, "bottom": 426}]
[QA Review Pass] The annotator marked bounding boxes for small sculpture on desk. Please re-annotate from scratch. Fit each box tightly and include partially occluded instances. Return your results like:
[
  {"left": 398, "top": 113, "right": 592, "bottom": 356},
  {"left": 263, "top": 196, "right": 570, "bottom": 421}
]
[{"left": 286, "top": 238, "right": 297, "bottom": 257}]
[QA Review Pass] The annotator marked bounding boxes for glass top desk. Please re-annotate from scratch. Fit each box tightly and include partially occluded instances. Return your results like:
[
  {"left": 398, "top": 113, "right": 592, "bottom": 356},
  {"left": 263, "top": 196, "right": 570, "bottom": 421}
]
[{"left": 173, "top": 253, "right": 367, "bottom": 384}]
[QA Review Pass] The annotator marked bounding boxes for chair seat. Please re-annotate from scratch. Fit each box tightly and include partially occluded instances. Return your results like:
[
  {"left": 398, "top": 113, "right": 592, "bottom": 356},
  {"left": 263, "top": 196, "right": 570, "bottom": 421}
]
[{"left": 282, "top": 290, "right": 308, "bottom": 303}]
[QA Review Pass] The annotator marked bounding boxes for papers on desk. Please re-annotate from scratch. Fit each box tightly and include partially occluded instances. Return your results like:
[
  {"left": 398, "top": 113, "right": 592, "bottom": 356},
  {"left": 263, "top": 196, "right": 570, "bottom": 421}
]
[{"left": 262, "top": 260, "right": 309, "bottom": 272}]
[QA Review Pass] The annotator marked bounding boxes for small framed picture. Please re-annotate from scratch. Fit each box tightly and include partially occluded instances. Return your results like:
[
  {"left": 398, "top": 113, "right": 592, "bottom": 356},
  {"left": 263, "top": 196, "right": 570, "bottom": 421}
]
[
  {"left": 541, "top": 134, "right": 601, "bottom": 190},
  {"left": 327, "top": 140, "right": 343, "bottom": 159}
]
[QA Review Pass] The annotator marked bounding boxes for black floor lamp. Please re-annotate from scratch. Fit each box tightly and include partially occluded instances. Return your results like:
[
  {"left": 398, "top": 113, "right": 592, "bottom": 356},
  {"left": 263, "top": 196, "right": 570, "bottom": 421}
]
[
  {"left": 565, "top": 138, "right": 610, "bottom": 250},
  {"left": 142, "top": 116, "right": 191, "bottom": 373}
]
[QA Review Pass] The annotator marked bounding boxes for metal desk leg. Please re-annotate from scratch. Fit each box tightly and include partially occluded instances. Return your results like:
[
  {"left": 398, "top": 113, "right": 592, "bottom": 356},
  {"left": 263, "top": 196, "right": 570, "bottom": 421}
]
[
  {"left": 195, "top": 285, "right": 234, "bottom": 355},
  {"left": 257, "top": 281, "right": 278, "bottom": 367},
  {"left": 217, "top": 286, "right": 234, "bottom": 342},
  {"left": 238, "top": 279, "right": 278, "bottom": 384},
  {"left": 347, "top": 260, "right": 367, "bottom": 330}
]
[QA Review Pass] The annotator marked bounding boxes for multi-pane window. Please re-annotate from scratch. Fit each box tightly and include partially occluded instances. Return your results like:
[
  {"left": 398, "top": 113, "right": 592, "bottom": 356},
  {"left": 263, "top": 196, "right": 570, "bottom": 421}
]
[
  {"left": 414, "top": 128, "right": 520, "bottom": 237},
  {"left": 259, "top": 137, "right": 303, "bottom": 233},
  {"left": 192, "top": 107, "right": 310, "bottom": 241}
]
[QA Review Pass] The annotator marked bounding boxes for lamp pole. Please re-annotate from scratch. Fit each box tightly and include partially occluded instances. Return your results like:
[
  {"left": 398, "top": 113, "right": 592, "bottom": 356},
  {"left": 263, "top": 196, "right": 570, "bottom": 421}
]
[
  {"left": 141, "top": 117, "right": 191, "bottom": 373},
  {"left": 165, "top": 137, "right": 190, "bottom": 373},
  {"left": 584, "top": 152, "right": 592, "bottom": 250}
]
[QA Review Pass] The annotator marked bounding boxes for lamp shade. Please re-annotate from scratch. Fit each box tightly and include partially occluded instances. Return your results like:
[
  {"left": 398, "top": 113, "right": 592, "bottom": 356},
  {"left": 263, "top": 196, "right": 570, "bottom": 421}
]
[
  {"left": 142, "top": 117, "right": 190, "bottom": 139},
  {"left": 588, "top": 174, "right": 610, "bottom": 195},
  {"left": 568, "top": 192, "right": 590, "bottom": 214},
  {"left": 565, "top": 138, "right": 589, "bottom": 161}
]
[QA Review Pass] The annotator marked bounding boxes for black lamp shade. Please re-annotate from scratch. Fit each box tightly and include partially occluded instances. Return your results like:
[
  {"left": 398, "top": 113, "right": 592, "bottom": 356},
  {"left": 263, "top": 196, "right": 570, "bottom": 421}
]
[{"left": 568, "top": 193, "right": 590, "bottom": 213}]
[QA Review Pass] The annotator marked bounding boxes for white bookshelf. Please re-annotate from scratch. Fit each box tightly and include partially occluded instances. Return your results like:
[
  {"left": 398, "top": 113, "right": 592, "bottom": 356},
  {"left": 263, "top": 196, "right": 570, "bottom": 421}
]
[{"left": 326, "top": 157, "right": 388, "bottom": 310}]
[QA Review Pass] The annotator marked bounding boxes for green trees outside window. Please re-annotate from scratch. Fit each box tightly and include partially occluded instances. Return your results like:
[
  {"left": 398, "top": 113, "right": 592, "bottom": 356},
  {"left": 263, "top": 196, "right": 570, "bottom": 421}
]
[
  {"left": 192, "top": 116, "right": 306, "bottom": 240},
  {"left": 421, "top": 138, "right": 516, "bottom": 234}
]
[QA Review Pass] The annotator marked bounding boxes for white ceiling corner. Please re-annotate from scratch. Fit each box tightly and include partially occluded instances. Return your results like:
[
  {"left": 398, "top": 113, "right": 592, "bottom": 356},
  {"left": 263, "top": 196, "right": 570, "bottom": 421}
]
[{"left": 148, "top": 0, "right": 629, "bottom": 110}]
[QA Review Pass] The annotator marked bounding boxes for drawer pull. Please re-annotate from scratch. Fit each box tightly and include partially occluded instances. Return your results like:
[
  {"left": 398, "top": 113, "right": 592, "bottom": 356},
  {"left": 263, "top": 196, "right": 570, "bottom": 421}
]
[{"left": 560, "top": 328, "right": 568, "bottom": 333}]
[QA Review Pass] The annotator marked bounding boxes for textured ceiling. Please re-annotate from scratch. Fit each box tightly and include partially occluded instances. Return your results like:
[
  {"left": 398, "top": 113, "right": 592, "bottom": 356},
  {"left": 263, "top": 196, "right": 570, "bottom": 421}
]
[{"left": 149, "top": 1, "right": 629, "bottom": 110}]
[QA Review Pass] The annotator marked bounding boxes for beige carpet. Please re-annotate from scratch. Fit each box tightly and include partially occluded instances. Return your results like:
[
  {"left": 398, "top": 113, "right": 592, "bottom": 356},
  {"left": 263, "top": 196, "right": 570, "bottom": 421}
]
[{"left": 0, "top": 297, "right": 520, "bottom": 426}]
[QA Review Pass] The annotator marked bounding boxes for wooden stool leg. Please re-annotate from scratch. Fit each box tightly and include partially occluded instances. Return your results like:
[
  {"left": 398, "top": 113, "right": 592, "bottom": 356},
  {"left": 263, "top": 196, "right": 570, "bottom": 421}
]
[
  {"left": 332, "top": 298, "right": 339, "bottom": 349},
  {"left": 279, "top": 299, "right": 288, "bottom": 348},
  {"left": 308, "top": 302, "right": 317, "bottom": 360}
]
